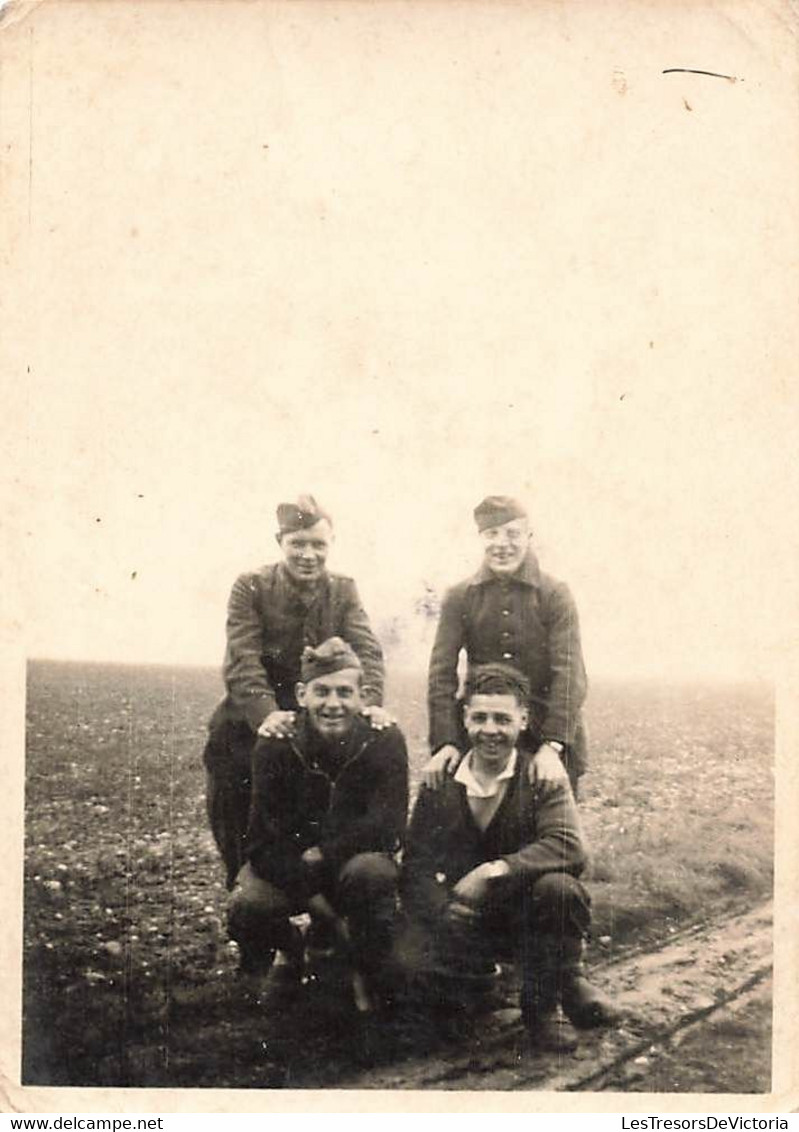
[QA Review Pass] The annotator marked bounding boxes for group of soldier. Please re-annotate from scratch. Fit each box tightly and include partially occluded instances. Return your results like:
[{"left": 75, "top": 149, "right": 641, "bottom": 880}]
[{"left": 202, "top": 493, "right": 617, "bottom": 1053}]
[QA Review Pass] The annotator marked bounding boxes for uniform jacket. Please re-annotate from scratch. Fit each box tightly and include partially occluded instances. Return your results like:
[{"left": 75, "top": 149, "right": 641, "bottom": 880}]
[
  {"left": 427, "top": 551, "right": 588, "bottom": 771},
  {"left": 209, "top": 563, "right": 385, "bottom": 733},
  {"left": 401, "top": 749, "right": 586, "bottom": 925},
  {"left": 245, "top": 715, "right": 409, "bottom": 899}
]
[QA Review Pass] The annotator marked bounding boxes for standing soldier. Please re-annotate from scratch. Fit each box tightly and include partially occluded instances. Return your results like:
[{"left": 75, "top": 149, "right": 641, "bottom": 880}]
[
  {"left": 203, "top": 495, "right": 389, "bottom": 888},
  {"left": 424, "top": 495, "right": 588, "bottom": 795}
]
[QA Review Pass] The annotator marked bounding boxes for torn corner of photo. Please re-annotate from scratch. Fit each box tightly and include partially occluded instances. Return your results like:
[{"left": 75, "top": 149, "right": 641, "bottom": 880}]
[{"left": 0, "top": 0, "right": 45, "bottom": 33}]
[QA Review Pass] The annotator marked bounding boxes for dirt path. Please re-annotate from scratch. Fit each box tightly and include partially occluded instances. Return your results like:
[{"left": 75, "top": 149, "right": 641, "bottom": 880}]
[
  {"left": 26, "top": 895, "right": 771, "bottom": 1091},
  {"left": 590, "top": 977, "right": 772, "bottom": 1093},
  {"left": 334, "top": 900, "right": 772, "bottom": 1091}
]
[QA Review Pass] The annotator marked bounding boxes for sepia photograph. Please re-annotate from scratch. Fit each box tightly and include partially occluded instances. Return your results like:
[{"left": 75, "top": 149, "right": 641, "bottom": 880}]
[{"left": 2, "top": 0, "right": 797, "bottom": 1109}]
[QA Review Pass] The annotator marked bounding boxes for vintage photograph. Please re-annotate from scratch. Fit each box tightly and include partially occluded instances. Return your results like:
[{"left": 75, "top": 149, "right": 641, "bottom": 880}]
[{"left": 4, "top": 0, "right": 796, "bottom": 1105}]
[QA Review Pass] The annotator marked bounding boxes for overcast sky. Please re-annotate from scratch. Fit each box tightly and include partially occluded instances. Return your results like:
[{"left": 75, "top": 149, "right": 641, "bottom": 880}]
[{"left": 4, "top": 0, "right": 797, "bottom": 684}]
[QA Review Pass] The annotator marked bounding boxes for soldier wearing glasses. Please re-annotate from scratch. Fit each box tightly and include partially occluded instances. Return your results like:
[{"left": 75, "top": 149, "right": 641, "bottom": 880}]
[{"left": 423, "top": 494, "right": 588, "bottom": 795}]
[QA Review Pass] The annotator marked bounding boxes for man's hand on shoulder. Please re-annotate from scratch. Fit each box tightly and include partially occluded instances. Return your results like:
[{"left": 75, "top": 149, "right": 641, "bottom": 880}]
[
  {"left": 257, "top": 710, "right": 296, "bottom": 739},
  {"left": 360, "top": 705, "right": 396, "bottom": 731},
  {"left": 421, "top": 744, "right": 462, "bottom": 789},
  {"left": 528, "top": 743, "right": 570, "bottom": 789}
]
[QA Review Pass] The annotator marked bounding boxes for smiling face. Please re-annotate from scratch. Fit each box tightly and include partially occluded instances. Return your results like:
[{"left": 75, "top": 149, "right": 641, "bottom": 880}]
[
  {"left": 277, "top": 518, "right": 333, "bottom": 584},
  {"left": 296, "top": 667, "right": 364, "bottom": 740},
  {"left": 479, "top": 517, "right": 531, "bottom": 576},
  {"left": 463, "top": 692, "right": 528, "bottom": 770}
]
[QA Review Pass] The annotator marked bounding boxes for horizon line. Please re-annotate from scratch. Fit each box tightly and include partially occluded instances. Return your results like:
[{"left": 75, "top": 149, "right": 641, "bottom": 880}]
[{"left": 25, "top": 656, "right": 774, "bottom": 688}]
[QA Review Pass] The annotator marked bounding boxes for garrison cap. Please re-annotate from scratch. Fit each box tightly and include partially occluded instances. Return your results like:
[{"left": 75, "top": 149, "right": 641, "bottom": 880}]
[
  {"left": 300, "top": 636, "right": 362, "bottom": 683},
  {"left": 473, "top": 495, "right": 528, "bottom": 533},
  {"left": 276, "top": 494, "right": 332, "bottom": 534}
]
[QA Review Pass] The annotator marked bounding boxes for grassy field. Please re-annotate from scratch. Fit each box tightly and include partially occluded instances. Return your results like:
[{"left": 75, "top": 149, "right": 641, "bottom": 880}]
[{"left": 22, "top": 660, "right": 774, "bottom": 1088}]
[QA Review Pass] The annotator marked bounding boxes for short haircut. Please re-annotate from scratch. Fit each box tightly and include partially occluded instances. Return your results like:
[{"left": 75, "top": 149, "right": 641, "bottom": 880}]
[{"left": 464, "top": 663, "right": 530, "bottom": 706}]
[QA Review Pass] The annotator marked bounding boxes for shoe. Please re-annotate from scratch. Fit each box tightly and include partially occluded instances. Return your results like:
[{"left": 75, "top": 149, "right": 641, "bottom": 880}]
[
  {"left": 521, "top": 976, "right": 579, "bottom": 1054},
  {"left": 561, "top": 973, "right": 621, "bottom": 1029},
  {"left": 522, "top": 1002, "right": 578, "bottom": 1053}
]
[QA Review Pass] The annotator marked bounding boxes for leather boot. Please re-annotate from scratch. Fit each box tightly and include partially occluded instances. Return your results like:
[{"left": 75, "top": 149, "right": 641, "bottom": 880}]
[
  {"left": 561, "top": 942, "right": 620, "bottom": 1029},
  {"left": 520, "top": 982, "right": 578, "bottom": 1053},
  {"left": 520, "top": 937, "right": 579, "bottom": 1054}
]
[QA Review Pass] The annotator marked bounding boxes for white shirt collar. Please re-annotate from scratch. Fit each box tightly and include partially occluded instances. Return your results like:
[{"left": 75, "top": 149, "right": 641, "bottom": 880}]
[{"left": 454, "top": 749, "right": 518, "bottom": 798}]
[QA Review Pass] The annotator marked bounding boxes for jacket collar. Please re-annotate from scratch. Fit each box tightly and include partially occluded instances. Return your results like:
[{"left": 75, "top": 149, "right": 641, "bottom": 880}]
[
  {"left": 454, "top": 748, "right": 518, "bottom": 797},
  {"left": 290, "top": 711, "right": 372, "bottom": 773},
  {"left": 469, "top": 549, "right": 541, "bottom": 588}
]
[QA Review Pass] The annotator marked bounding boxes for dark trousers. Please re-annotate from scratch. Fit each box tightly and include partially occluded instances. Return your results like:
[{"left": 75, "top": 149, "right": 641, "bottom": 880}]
[
  {"left": 399, "top": 872, "right": 590, "bottom": 998},
  {"left": 203, "top": 719, "right": 256, "bottom": 889},
  {"left": 228, "top": 853, "right": 400, "bottom": 975}
]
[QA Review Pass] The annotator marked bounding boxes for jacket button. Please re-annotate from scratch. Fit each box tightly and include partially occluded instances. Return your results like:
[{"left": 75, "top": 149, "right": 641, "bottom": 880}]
[
  {"left": 502, "top": 652, "right": 513, "bottom": 660},
  {"left": 502, "top": 609, "right": 510, "bottom": 616}
]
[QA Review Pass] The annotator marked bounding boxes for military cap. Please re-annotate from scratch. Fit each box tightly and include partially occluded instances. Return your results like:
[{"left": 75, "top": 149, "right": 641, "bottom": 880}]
[
  {"left": 276, "top": 494, "right": 332, "bottom": 534},
  {"left": 473, "top": 495, "right": 528, "bottom": 532},
  {"left": 300, "top": 636, "right": 362, "bottom": 683}
]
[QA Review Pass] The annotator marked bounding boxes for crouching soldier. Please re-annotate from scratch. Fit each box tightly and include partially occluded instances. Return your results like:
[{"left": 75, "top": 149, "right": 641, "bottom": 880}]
[
  {"left": 228, "top": 637, "right": 409, "bottom": 1012},
  {"left": 401, "top": 663, "right": 616, "bottom": 1051}
]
